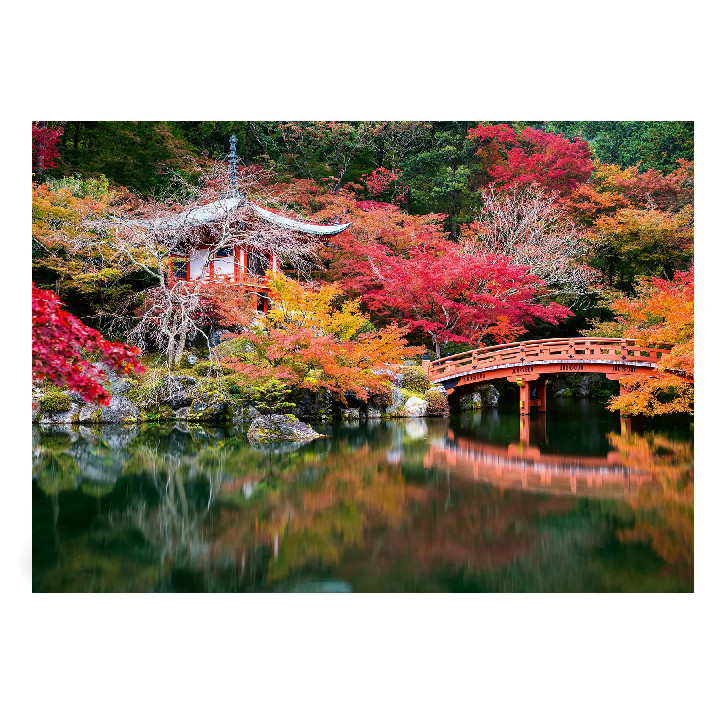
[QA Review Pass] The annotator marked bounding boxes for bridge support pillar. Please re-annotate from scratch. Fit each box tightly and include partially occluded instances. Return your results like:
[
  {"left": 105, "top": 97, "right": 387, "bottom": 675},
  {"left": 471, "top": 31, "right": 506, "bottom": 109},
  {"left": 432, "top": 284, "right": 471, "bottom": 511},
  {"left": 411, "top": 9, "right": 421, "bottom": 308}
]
[
  {"left": 534, "top": 379, "right": 547, "bottom": 413},
  {"left": 519, "top": 380, "right": 530, "bottom": 416}
]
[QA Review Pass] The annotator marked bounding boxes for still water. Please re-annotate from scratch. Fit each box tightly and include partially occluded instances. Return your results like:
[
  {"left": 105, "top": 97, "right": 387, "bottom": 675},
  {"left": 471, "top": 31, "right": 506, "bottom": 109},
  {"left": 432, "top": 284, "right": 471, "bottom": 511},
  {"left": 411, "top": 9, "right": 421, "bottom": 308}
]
[{"left": 32, "top": 399, "right": 693, "bottom": 592}]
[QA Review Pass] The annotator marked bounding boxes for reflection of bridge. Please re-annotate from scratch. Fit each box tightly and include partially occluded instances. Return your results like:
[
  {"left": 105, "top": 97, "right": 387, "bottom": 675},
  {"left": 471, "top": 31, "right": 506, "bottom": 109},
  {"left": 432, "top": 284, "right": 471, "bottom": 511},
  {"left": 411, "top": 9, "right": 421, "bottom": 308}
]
[
  {"left": 423, "top": 433, "right": 657, "bottom": 499},
  {"left": 424, "top": 337, "right": 690, "bottom": 415}
]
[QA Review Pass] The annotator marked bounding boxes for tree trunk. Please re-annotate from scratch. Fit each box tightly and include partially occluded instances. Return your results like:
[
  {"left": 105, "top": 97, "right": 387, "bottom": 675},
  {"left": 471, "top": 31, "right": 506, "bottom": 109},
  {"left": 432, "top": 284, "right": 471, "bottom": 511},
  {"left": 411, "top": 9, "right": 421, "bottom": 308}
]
[{"left": 173, "top": 328, "right": 188, "bottom": 367}]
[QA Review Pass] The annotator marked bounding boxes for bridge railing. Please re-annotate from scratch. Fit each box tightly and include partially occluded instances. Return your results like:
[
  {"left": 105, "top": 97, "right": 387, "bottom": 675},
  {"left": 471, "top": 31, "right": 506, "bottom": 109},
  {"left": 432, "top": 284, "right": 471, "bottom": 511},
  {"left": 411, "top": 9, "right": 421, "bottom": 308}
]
[{"left": 427, "top": 337, "right": 671, "bottom": 382}]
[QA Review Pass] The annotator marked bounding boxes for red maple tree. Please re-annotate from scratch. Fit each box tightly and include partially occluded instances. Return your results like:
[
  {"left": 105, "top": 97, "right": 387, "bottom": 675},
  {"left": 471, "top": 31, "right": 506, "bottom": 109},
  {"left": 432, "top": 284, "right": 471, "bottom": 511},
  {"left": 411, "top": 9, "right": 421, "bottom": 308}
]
[
  {"left": 32, "top": 122, "right": 64, "bottom": 172},
  {"left": 32, "top": 284, "right": 144, "bottom": 404},
  {"left": 468, "top": 124, "right": 594, "bottom": 196},
  {"left": 334, "top": 237, "right": 571, "bottom": 355}
]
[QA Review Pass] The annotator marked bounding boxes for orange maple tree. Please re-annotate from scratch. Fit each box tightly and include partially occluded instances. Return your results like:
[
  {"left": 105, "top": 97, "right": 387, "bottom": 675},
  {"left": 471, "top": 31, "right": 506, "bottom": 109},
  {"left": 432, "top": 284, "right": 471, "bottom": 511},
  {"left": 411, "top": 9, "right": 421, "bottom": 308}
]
[
  {"left": 607, "top": 268, "right": 693, "bottom": 416},
  {"left": 220, "top": 272, "right": 421, "bottom": 401}
]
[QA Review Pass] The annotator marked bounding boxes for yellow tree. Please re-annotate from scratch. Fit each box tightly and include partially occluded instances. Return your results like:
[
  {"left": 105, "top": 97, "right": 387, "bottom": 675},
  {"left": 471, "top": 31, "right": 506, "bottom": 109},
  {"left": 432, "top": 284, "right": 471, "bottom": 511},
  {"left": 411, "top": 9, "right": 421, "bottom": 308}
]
[{"left": 221, "top": 272, "right": 421, "bottom": 400}]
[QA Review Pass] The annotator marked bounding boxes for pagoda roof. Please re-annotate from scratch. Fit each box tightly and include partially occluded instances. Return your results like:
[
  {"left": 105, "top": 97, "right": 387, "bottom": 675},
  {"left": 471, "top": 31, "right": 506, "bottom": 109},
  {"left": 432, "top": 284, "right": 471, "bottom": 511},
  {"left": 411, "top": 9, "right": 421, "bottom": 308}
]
[
  {"left": 249, "top": 203, "right": 350, "bottom": 236},
  {"left": 127, "top": 195, "right": 350, "bottom": 236}
]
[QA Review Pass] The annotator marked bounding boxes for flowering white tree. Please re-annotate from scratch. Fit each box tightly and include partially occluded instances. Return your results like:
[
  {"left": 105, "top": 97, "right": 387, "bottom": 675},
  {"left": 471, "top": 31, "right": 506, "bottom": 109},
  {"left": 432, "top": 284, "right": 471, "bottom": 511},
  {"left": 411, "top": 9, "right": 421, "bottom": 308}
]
[{"left": 462, "top": 186, "right": 598, "bottom": 303}]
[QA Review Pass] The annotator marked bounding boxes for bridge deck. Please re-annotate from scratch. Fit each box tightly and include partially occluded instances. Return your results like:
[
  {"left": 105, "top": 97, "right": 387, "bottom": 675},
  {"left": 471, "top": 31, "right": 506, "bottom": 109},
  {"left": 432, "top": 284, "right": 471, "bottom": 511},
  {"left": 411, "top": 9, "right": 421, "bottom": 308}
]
[{"left": 428, "top": 338, "right": 671, "bottom": 383}]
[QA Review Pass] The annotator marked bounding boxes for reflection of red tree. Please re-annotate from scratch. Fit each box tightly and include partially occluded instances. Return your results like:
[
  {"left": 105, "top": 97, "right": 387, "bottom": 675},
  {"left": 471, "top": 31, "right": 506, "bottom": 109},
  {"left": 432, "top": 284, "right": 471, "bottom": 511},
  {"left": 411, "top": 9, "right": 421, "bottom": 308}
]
[{"left": 365, "top": 484, "right": 574, "bottom": 575}]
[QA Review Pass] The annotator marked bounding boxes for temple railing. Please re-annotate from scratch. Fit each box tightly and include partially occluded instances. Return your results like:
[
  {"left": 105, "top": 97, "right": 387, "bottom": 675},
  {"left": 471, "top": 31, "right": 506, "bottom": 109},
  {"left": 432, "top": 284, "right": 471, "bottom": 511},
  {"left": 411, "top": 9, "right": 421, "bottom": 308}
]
[
  {"left": 167, "top": 271, "right": 270, "bottom": 293},
  {"left": 427, "top": 337, "right": 673, "bottom": 382}
]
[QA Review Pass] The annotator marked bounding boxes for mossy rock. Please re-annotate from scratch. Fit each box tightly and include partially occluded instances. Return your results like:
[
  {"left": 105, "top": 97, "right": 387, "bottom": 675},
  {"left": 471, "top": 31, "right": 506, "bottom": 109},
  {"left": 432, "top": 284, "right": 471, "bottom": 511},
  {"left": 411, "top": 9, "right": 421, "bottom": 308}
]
[
  {"left": 40, "top": 392, "right": 73, "bottom": 415},
  {"left": 247, "top": 414, "right": 321, "bottom": 444},
  {"left": 139, "top": 404, "right": 175, "bottom": 422}
]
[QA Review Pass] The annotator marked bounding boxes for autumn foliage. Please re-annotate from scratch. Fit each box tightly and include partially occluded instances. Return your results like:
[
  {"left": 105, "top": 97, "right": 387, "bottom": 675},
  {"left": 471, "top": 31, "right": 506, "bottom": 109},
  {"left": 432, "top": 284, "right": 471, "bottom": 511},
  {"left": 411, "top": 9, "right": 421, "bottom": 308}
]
[
  {"left": 32, "top": 123, "right": 64, "bottom": 172},
  {"left": 332, "top": 235, "right": 571, "bottom": 354},
  {"left": 32, "top": 283, "right": 144, "bottom": 404},
  {"left": 606, "top": 269, "right": 694, "bottom": 416},
  {"left": 220, "top": 273, "right": 420, "bottom": 400},
  {"left": 468, "top": 124, "right": 594, "bottom": 196}
]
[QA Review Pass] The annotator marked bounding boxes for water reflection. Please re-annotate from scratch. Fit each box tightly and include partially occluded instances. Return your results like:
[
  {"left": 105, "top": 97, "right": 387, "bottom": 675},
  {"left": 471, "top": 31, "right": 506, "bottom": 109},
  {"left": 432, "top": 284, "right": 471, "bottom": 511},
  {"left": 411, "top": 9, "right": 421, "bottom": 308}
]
[{"left": 32, "top": 402, "right": 693, "bottom": 592}]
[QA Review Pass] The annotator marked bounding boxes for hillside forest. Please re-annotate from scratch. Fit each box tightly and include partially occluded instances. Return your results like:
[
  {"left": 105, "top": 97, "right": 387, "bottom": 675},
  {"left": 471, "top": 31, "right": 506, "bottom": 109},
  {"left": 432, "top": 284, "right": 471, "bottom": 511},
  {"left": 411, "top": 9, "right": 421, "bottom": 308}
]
[{"left": 31, "top": 121, "right": 694, "bottom": 417}]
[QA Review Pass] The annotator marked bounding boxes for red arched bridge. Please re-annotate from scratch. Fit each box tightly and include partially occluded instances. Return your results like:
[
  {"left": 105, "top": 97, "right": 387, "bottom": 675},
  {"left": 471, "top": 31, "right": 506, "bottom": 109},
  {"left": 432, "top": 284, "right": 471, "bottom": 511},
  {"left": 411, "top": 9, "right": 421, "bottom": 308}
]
[{"left": 423, "top": 337, "right": 690, "bottom": 415}]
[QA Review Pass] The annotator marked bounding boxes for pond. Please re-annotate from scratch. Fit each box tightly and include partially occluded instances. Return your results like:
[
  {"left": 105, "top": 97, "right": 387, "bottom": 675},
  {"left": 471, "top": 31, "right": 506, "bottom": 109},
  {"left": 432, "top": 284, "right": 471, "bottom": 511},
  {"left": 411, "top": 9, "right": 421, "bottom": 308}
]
[{"left": 32, "top": 398, "right": 693, "bottom": 592}]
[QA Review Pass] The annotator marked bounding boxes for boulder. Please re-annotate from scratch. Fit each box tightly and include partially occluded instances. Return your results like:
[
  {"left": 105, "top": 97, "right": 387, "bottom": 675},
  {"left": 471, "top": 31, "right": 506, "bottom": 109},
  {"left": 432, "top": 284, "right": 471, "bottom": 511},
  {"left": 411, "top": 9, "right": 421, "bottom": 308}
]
[
  {"left": 247, "top": 414, "right": 322, "bottom": 444},
  {"left": 187, "top": 397, "right": 228, "bottom": 421},
  {"left": 291, "top": 388, "right": 334, "bottom": 421},
  {"left": 365, "top": 404, "right": 383, "bottom": 419},
  {"left": 459, "top": 392, "right": 483, "bottom": 410},
  {"left": 229, "top": 404, "right": 260, "bottom": 424},
  {"left": 340, "top": 407, "right": 361, "bottom": 422},
  {"left": 385, "top": 386, "right": 407, "bottom": 416},
  {"left": 479, "top": 384, "right": 500, "bottom": 407},
  {"left": 91, "top": 362, "right": 131, "bottom": 396},
  {"left": 209, "top": 328, "right": 233, "bottom": 348},
  {"left": 78, "top": 396, "right": 139, "bottom": 424},
  {"left": 163, "top": 375, "right": 197, "bottom": 410},
  {"left": 402, "top": 396, "right": 428, "bottom": 417}
]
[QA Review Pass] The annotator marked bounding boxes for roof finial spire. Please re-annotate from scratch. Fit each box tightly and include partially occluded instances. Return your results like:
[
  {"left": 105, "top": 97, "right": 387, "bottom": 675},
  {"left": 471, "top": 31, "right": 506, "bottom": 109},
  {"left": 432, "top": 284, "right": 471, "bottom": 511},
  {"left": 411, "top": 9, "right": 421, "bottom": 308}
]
[{"left": 228, "top": 134, "right": 238, "bottom": 195}]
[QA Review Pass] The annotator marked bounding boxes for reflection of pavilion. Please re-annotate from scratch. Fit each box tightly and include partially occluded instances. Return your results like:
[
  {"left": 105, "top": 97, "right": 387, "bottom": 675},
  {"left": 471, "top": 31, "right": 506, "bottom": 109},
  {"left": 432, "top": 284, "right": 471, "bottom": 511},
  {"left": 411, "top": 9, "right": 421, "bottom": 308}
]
[{"left": 423, "top": 430, "right": 658, "bottom": 498}]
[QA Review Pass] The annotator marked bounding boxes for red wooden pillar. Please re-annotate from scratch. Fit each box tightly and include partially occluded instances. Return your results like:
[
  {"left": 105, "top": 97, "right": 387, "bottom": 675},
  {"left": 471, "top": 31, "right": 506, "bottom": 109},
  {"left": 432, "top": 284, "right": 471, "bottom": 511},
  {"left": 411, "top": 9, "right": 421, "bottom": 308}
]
[
  {"left": 519, "top": 380, "right": 530, "bottom": 416},
  {"left": 537, "top": 379, "right": 547, "bottom": 413}
]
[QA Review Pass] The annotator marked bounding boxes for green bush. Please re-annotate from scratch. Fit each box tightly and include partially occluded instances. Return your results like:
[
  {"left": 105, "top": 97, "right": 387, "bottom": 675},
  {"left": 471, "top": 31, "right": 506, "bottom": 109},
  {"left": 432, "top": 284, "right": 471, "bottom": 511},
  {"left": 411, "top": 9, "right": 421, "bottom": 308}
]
[
  {"left": 40, "top": 392, "right": 72, "bottom": 415},
  {"left": 252, "top": 380, "right": 296, "bottom": 415},
  {"left": 424, "top": 390, "right": 450, "bottom": 416},
  {"left": 402, "top": 366, "right": 430, "bottom": 393},
  {"left": 194, "top": 361, "right": 233, "bottom": 376}
]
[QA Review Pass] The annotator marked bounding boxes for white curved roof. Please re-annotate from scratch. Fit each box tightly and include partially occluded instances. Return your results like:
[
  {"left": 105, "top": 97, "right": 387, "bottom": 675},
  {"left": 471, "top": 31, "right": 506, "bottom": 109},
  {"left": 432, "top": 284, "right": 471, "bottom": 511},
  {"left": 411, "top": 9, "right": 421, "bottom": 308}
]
[
  {"left": 127, "top": 196, "right": 246, "bottom": 230},
  {"left": 249, "top": 203, "right": 351, "bottom": 236},
  {"left": 126, "top": 196, "right": 350, "bottom": 236}
]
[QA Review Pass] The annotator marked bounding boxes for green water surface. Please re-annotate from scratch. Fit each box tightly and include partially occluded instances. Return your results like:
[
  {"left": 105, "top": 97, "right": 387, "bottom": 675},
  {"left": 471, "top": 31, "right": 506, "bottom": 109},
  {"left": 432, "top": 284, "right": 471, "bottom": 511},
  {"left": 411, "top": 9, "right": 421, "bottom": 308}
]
[{"left": 32, "top": 399, "right": 693, "bottom": 592}]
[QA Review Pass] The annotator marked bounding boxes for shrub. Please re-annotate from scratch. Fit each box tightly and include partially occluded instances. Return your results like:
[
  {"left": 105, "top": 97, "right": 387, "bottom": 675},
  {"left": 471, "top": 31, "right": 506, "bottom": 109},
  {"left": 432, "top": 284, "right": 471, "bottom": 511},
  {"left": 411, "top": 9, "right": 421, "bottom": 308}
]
[
  {"left": 370, "top": 383, "right": 394, "bottom": 409},
  {"left": 402, "top": 366, "right": 430, "bottom": 393},
  {"left": 40, "top": 391, "right": 72, "bottom": 415},
  {"left": 252, "top": 379, "right": 296, "bottom": 415},
  {"left": 194, "top": 361, "right": 233, "bottom": 376},
  {"left": 425, "top": 390, "right": 450, "bottom": 416}
]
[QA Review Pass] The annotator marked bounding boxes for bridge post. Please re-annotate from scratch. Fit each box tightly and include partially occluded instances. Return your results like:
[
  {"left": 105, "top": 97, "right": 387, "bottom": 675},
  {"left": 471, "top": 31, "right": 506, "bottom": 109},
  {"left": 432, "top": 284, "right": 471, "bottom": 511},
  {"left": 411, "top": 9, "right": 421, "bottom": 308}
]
[
  {"left": 519, "top": 380, "right": 530, "bottom": 416},
  {"left": 536, "top": 379, "right": 547, "bottom": 413}
]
